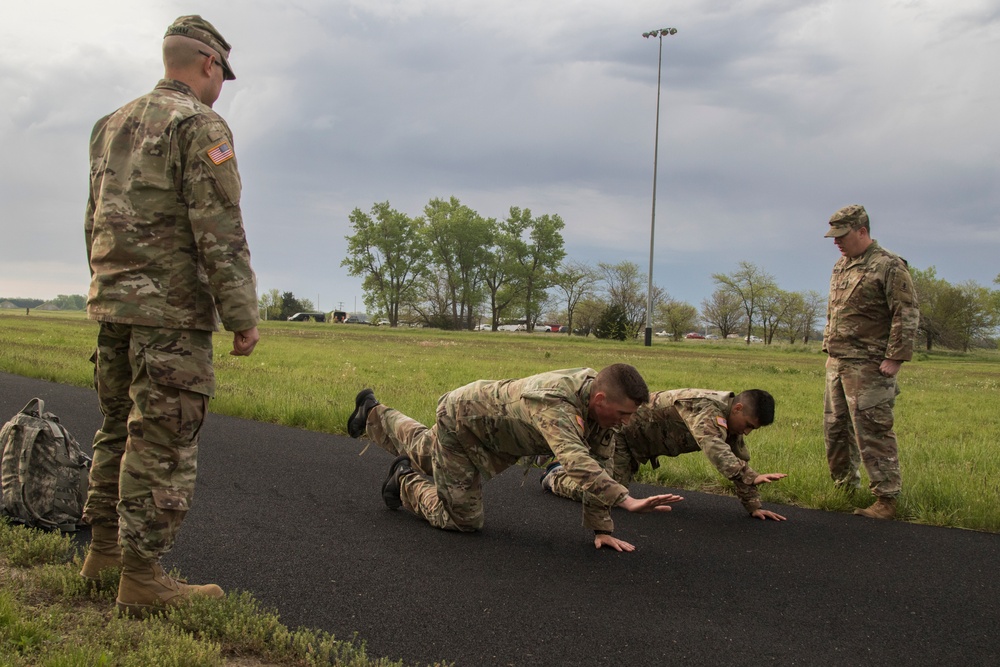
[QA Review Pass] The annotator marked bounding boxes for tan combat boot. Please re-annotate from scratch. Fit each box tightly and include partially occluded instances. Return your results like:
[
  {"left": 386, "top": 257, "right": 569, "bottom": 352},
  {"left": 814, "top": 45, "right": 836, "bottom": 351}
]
[
  {"left": 80, "top": 523, "right": 122, "bottom": 583},
  {"left": 116, "top": 552, "right": 224, "bottom": 617},
  {"left": 853, "top": 497, "right": 897, "bottom": 520}
]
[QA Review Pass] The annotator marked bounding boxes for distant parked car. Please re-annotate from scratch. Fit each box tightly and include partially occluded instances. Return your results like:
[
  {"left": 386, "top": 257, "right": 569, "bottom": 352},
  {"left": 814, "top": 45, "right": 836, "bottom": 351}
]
[
  {"left": 287, "top": 312, "right": 326, "bottom": 322},
  {"left": 344, "top": 313, "right": 369, "bottom": 324},
  {"left": 685, "top": 332, "right": 705, "bottom": 339},
  {"left": 374, "top": 319, "right": 391, "bottom": 326},
  {"left": 655, "top": 330, "right": 669, "bottom": 337}
]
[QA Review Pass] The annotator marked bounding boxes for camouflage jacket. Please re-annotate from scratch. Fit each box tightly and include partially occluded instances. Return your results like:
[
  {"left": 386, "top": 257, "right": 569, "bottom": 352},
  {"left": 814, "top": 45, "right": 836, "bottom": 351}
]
[
  {"left": 823, "top": 241, "right": 918, "bottom": 362},
  {"left": 617, "top": 389, "right": 762, "bottom": 513},
  {"left": 441, "top": 368, "right": 628, "bottom": 531},
  {"left": 85, "top": 79, "right": 258, "bottom": 333}
]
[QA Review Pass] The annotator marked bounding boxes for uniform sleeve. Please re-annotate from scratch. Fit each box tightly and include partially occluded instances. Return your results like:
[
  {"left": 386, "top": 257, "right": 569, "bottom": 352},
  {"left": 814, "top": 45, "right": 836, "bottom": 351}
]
[
  {"left": 534, "top": 401, "right": 629, "bottom": 532},
  {"left": 884, "top": 260, "right": 919, "bottom": 361},
  {"left": 181, "top": 118, "right": 259, "bottom": 332},
  {"left": 84, "top": 117, "right": 107, "bottom": 276},
  {"left": 731, "top": 476, "right": 762, "bottom": 513},
  {"left": 84, "top": 187, "right": 96, "bottom": 275},
  {"left": 676, "top": 400, "right": 754, "bottom": 484}
]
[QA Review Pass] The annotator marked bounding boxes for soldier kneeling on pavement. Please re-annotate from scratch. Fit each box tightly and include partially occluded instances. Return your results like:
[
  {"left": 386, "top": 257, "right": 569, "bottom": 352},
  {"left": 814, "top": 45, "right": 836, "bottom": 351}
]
[{"left": 347, "top": 365, "right": 683, "bottom": 552}]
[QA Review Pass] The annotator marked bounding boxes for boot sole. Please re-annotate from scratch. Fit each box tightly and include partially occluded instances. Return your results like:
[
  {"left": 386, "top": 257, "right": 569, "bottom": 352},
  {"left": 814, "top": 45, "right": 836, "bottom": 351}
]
[
  {"left": 382, "top": 455, "right": 411, "bottom": 509},
  {"left": 348, "top": 389, "right": 375, "bottom": 438}
]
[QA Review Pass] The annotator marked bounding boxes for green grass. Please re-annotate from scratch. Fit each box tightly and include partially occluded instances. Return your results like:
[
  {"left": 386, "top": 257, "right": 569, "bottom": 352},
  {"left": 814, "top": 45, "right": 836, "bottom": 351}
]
[
  {"left": 2, "top": 311, "right": 999, "bottom": 532},
  {"left": 0, "top": 517, "right": 443, "bottom": 666},
  {"left": 1, "top": 311, "right": 998, "bottom": 663}
]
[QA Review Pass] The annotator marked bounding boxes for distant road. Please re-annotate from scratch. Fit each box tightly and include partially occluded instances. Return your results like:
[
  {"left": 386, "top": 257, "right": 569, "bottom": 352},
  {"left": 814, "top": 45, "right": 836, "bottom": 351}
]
[{"left": 2, "top": 371, "right": 997, "bottom": 666}]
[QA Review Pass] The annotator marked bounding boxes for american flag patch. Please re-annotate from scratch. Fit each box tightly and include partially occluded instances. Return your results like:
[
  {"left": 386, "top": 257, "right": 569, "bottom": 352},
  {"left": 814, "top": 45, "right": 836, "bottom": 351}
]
[
  {"left": 716, "top": 416, "right": 728, "bottom": 429},
  {"left": 207, "top": 141, "right": 234, "bottom": 165}
]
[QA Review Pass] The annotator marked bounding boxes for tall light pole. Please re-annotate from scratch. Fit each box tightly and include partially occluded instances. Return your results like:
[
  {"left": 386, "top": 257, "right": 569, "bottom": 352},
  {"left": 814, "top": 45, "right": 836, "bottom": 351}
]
[{"left": 641, "top": 27, "right": 677, "bottom": 346}]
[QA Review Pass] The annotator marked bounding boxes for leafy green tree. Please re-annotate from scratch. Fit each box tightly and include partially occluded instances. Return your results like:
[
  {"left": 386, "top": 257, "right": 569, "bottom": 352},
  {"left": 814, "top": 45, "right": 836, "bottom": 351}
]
[
  {"left": 657, "top": 298, "right": 699, "bottom": 340},
  {"left": 950, "top": 281, "right": 999, "bottom": 351},
  {"left": 342, "top": 202, "right": 429, "bottom": 327},
  {"left": 506, "top": 207, "right": 566, "bottom": 332},
  {"left": 258, "top": 288, "right": 282, "bottom": 321},
  {"left": 572, "top": 297, "right": 606, "bottom": 336},
  {"left": 593, "top": 304, "right": 630, "bottom": 341},
  {"left": 422, "top": 197, "right": 493, "bottom": 330},
  {"left": 481, "top": 216, "right": 524, "bottom": 331},
  {"left": 712, "top": 262, "right": 777, "bottom": 345},
  {"left": 553, "top": 261, "right": 600, "bottom": 336},
  {"left": 51, "top": 294, "right": 87, "bottom": 310},
  {"left": 279, "top": 292, "right": 305, "bottom": 320}
]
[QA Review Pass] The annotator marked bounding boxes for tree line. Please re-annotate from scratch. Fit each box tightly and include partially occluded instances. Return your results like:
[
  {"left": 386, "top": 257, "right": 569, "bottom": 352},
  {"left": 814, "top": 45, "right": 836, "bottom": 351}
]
[
  {"left": 0, "top": 295, "right": 87, "bottom": 310},
  {"left": 339, "top": 197, "right": 1000, "bottom": 350}
]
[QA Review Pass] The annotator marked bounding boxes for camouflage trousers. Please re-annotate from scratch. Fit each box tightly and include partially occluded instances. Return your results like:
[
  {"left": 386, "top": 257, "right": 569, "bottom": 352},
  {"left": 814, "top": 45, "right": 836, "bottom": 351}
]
[
  {"left": 372, "top": 400, "right": 520, "bottom": 532},
  {"left": 365, "top": 405, "right": 434, "bottom": 475},
  {"left": 84, "top": 322, "right": 214, "bottom": 562},
  {"left": 823, "top": 357, "right": 901, "bottom": 498}
]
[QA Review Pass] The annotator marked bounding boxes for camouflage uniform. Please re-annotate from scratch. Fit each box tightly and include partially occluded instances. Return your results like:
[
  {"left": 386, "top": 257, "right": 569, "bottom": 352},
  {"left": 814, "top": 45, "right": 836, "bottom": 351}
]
[
  {"left": 823, "top": 238, "right": 918, "bottom": 498},
  {"left": 83, "top": 77, "right": 258, "bottom": 562},
  {"left": 547, "top": 389, "right": 764, "bottom": 513},
  {"left": 366, "top": 369, "right": 629, "bottom": 532}
]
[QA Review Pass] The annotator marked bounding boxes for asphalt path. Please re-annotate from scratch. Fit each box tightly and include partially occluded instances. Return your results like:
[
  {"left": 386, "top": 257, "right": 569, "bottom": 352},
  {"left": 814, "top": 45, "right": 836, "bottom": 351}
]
[{"left": 2, "top": 371, "right": 998, "bottom": 666}]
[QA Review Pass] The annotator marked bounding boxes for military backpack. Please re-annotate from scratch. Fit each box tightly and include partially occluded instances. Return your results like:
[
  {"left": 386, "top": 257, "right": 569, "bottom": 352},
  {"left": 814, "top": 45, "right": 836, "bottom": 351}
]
[{"left": 0, "top": 398, "right": 91, "bottom": 532}]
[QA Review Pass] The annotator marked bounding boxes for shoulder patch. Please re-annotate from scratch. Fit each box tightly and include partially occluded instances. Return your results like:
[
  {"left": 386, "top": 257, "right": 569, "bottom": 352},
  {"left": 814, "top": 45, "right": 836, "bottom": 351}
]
[
  {"left": 716, "top": 416, "right": 728, "bottom": 429},
  {"left": 207, "top": 141, "right": 234, "bottom": 165},
  {"left": 576, "top": 415, "right": 585, "bottom": 431}
]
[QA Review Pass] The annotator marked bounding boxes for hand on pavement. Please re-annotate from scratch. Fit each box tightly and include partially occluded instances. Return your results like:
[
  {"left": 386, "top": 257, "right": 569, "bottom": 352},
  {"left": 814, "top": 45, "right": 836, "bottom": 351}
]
[{"left": 594, "top": 533, "right": 636, "bottom": 552}]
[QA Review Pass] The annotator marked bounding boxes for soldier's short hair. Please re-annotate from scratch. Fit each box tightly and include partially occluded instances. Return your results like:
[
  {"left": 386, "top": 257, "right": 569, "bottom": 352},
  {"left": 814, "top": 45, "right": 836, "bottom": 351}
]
[
  {"left": 595, "top": 363, "right": 649, "bottom": 406},
  {"left": 736, "top": 389, "right": 775, "bottom": 426}
]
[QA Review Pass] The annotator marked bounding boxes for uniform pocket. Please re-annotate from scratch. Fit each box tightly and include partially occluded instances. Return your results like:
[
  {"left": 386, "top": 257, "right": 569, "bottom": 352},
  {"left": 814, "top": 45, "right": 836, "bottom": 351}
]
[{"left": 143, "top": 345, "right": 215, "bottom": 397}]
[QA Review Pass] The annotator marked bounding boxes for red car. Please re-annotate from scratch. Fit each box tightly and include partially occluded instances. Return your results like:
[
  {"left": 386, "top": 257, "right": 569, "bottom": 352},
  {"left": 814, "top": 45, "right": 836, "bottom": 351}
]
[{"left": 685, "top": 332, "right": 706, "bottom": 339}]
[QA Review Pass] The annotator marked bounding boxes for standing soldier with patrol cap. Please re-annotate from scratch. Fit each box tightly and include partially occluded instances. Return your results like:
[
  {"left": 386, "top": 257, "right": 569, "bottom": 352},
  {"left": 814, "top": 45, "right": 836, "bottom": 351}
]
[
  {"left": 822, "top": 205, "right": 919, "bottom": 519},
  {"left": 80, "top": 15, "right": 260, "bottom": 615}
]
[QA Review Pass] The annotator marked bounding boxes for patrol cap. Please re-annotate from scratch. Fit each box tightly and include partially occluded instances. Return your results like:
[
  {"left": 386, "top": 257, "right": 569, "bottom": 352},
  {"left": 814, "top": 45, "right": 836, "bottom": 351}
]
[
  {"left": 824, "top": 204, "right": 869, "bottom": 238},
  {"left": 165, "top": 15, "right": 236, "bottom": 81}
]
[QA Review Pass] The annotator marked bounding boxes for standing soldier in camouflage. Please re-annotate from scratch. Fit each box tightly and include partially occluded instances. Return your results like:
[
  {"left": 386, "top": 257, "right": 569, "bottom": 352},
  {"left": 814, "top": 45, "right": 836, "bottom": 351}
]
[
  {"left": 348, "top": 365, "right": 683, "bottom": 552},
  {"left": 80, "top": 16, "right": 260, "bottom": 615},
  {"left": 541, "top": 389, "right": 788, "bottom": 521},
  {"left": 823, "top": 205, "right": 919, "bottom": 520}
]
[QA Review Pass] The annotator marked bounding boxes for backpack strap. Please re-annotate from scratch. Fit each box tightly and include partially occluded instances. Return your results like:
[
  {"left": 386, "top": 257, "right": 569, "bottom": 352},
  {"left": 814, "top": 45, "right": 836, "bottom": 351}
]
[
  {"left": 44, "top": 422, "right": 88, "bottom": 531},
  {"left": 15, "top": 421, "right": 61, "bottom": 530},
  {"left": 20, "top": 397, "right": 44, "bottom": 418}
]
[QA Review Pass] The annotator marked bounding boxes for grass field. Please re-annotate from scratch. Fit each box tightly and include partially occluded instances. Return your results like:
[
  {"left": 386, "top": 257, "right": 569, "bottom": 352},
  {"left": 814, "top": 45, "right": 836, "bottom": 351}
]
[
  {"left": 2, "top": 310, "right": 999, "bottom": 533},
  {"left": 1, "top": 310, "right": 997, "bottom": 665}
]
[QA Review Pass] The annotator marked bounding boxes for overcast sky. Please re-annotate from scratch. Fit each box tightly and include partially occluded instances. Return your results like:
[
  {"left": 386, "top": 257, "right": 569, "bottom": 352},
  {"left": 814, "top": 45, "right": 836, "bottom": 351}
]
[{"left": 2, "top": 0, "right": 997, "bottom": 314}]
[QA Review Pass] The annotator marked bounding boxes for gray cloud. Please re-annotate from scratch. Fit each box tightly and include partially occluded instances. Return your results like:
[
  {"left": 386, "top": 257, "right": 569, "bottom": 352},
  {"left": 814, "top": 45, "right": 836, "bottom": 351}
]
[{"left": 1, "top": 0, "right": 996, "bottom": 313}]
